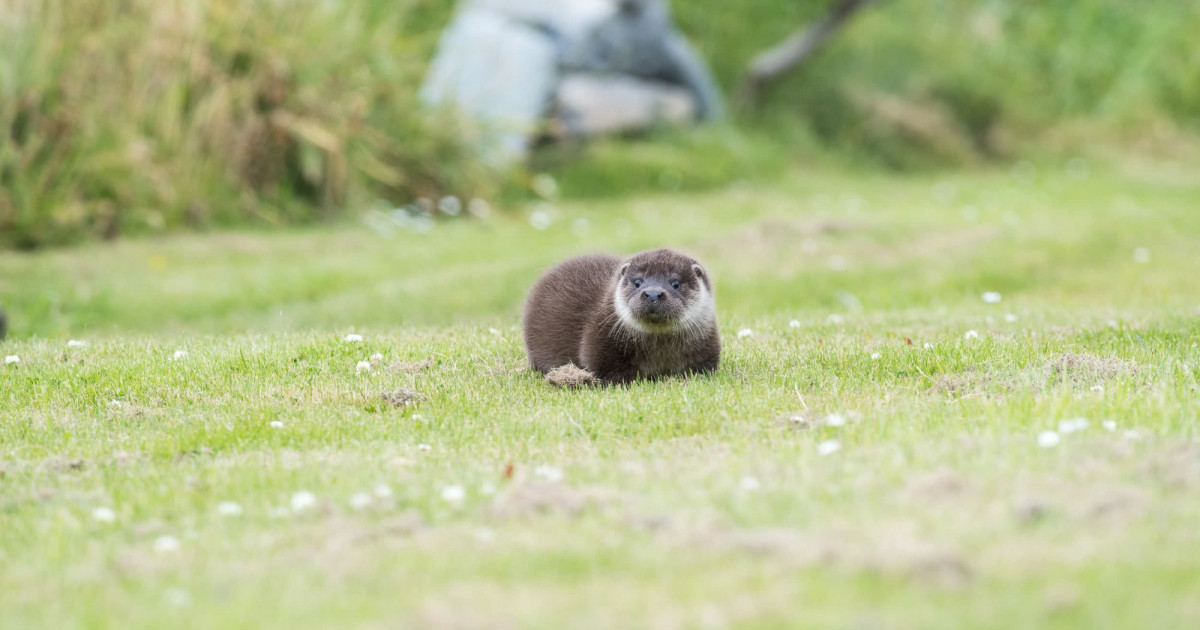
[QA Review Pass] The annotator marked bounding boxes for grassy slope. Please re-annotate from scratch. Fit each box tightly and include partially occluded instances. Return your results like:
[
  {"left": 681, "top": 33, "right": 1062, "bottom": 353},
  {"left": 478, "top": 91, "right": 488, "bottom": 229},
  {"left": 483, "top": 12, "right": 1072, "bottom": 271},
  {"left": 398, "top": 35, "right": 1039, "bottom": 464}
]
[{"left": 2, "top": 162, "right": 1200, "bottom": 628}]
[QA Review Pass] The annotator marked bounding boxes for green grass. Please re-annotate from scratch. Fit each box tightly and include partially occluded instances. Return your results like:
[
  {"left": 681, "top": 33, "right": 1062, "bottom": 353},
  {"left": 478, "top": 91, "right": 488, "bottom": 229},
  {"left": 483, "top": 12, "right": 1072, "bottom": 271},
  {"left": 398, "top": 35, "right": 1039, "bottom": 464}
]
[{"left": 2, "top": 163, "right": 1200, "bottom": 628}]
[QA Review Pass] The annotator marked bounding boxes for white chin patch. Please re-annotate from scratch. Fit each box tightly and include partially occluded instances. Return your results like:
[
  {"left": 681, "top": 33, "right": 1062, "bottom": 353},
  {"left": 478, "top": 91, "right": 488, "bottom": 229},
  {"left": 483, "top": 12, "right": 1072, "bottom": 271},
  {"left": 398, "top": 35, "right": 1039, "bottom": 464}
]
[{"left": 615, "top": 283, "right": 714, "bottom": 334}]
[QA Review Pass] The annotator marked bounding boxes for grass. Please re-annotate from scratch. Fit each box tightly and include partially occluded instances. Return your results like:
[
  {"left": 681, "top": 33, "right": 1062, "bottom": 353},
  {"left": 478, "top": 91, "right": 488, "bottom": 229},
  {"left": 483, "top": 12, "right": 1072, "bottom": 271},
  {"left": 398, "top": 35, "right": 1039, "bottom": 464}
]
[{"left": 2, "top": 161, "right": 1200, "bottom": 628}]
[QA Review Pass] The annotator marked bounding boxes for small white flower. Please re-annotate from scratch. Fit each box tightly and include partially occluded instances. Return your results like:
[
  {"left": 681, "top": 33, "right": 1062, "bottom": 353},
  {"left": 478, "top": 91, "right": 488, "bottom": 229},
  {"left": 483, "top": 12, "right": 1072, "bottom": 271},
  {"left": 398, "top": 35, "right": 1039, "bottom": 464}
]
[
  {"left": 737, "top": 328, "right": 754, "bottom": 339},
  {"left": 356, "top": 360, "right": 372, "bottom": 373},
  {"left": 92, "top": 507, "right": 117, "bottom": 523},
  {"left": 5, "top": 355, "right": 20, "bottom": 365},
  {"left": 923, "top": 343, "right": 934, "bottom": 350},
  {"left": 172, "top": 350, "right": 188, "bottom": 360},
  {"left": 349, "top": 492, "right": 373, "bottom": 510},
  {"left": 154, "top": 535, "right": 181, "bottom": 553},
  {"left": 417, "top": 443, "right": 432, "bottom": 452},
  {"left": 1132, "top": 247, "right": 1150, "bottom": 264},
  {"left": 1102, "top": 421, "right": 1117, "bottom": 432},
  {"left": 290, "top": 491, "right": 317, "bottom": 512},
  {"left": 1037, "top": 431, "right": 1060, "bottom": 448},
  {"left": 827, "top": 314, "right": 845, "bottom": 324},
  {"left": 1005, "top": 313, "right": 1019, "bottom": 323},
  {"left": 532, "top": 173, "right": 560, "bottom": 200},
  {"left": 438, "top": 196, "right": 462, "bottom": 216},
  {"left": 1123, "top": 430, "right": 1140, "bottom": 440},
  {"left": 269, "top": 421, "right": 284, "bottom": 429},
  {"left": 529, "top": 211, "right": 552, "bottom": 230},
  {"left": 739, "top": 476, "right": 761, "bottom": 492},
  {"left": 369, "top": 353, "right": 383, "bottom": 362},
  {"left": 788, "top": 319, "right": 801, "bottom": 328},
  {"left": 488, "top": 327, "right": 501, "bottom": 335},
  {"left": 1090, "top": 385, "right": 1104, "bottom": 393},
  {"left": 217, "top": 501, "right": 243, "bottom": 517},
  {"left": 441, "top": 485, "right": 466, "bottom": 503},
  {"left": 1058, "top": 418, "right": 1089, "bottom": 434},
  {"left": 870, "top": 352, "right": 881, "bottom": 360},
  {"left": 68, "top": 339, "right": 88, "bottom": 348},
  {"left": 412, "top": 414, "right": 425, "bottom": 421},
  {"left": 981, "top": 292, "right": 1002, "bottom": 304},
  {"left": 107, "top": 400, "right": 122, "bottom": 409},
  {"left": 534, "top": 465, "right": 564, "bottom": 482},
  {"left": 344, "top": 334, "right": 363, "bottom": 342},
  {"left": 817, "top": 440, "right": 842, "bottom": 456},
  {"left": 373, "top": 484, "right": 394, "bottom": 499},
  {"left": 964, "top": 330, "right": 979, "bottom": 340},
  {"left": 824, "top": 413, "right": 847, "bottom": 427}
]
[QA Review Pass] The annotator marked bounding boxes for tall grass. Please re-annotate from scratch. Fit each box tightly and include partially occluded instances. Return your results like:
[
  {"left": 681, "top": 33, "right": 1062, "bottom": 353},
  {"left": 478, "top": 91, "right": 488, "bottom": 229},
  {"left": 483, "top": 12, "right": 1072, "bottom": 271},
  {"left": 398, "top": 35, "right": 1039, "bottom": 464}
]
[{"left": 0, "top": 0, "right": 483, "bottom": 248}]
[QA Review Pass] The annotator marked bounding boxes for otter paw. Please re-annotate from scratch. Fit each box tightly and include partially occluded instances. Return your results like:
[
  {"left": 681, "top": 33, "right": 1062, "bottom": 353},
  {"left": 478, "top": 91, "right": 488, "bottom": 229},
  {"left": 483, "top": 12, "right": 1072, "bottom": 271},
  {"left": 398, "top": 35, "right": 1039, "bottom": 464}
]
[{"left": 545, "top": 363, "right": 599, "bottom": 388}]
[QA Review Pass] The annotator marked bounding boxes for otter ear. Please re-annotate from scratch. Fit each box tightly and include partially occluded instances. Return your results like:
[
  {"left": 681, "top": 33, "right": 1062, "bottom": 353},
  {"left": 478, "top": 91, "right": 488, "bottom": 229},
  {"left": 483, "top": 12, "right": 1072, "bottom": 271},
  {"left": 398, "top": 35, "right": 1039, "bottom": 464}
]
[
  {"left": 691, "top": 263, "right": 705, "bottom": 279},
  {"left": 619, "top": 263, "right": 630, "bottom": 277}
]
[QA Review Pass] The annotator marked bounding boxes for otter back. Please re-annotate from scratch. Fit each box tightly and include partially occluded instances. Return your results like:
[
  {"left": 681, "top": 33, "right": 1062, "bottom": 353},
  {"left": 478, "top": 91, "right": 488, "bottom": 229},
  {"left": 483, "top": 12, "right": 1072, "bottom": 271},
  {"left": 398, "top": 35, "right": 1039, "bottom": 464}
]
[{"left": 523, "top": 254, "right": 621, "bottom": 373}]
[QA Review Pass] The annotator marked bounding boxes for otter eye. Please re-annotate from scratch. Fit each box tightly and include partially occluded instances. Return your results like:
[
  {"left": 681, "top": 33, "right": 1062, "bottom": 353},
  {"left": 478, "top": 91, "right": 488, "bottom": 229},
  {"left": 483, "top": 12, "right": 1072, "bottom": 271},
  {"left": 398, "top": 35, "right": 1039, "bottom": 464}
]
[
  {"left": 632, "top": 279, "right": 642, "bottom": 288},
  {"left": 671, "top": 281, "right": 680, "bottom": 289}
]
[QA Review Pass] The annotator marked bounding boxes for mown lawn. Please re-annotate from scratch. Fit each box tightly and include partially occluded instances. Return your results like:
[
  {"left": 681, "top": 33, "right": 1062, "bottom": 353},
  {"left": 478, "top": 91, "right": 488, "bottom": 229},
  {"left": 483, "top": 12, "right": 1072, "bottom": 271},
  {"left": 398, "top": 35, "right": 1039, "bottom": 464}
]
[{"left": 2, "top": 161, "right": 1199, "bottom": 629}]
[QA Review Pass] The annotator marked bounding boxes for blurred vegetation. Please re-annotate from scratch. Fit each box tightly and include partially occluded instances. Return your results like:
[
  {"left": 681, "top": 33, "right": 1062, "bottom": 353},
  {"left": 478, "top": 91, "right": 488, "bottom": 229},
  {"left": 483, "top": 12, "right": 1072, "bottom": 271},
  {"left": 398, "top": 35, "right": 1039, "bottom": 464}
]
[{"left": 3, "top": 0, "right": 1199, "bottom": 248}]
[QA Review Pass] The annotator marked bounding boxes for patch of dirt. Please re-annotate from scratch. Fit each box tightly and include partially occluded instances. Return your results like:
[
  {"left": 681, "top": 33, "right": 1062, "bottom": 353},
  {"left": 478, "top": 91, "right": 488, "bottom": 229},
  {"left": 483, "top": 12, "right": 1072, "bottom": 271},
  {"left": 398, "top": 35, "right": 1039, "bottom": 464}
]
[
  {"left": 545, "top": 363, "right": 598, "bottom": 388},
  {"left": 380, "top": 388, "right": 423, "bottom": 408},
  {"left": 487, "top": 482, "right": 617, "bottom": 519},
  {"left": 389, "top": 358, "right": 434, "bottom": 373},
  {"left": 692, "top": 525, "right": 972, "bottom": 588},
  {"left": 928, "top": 367, "right": 997, "bottom": 396},
  {"left": 903, "top": 467, "right": 969, "bottom": 500},
  {"left": 1045, "top": 352, "right": 1138, "bottom": 386}
]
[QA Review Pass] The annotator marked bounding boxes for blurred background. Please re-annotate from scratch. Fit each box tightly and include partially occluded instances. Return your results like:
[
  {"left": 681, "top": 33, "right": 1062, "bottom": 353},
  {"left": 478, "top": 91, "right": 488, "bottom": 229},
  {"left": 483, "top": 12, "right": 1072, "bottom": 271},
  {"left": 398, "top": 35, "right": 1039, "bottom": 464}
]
[
  {"left": 2, "top": 0, "right": 1199, "bottom": 343},
  {"left": 2, "top": 0, "right": 1197, "bottom": 250}
]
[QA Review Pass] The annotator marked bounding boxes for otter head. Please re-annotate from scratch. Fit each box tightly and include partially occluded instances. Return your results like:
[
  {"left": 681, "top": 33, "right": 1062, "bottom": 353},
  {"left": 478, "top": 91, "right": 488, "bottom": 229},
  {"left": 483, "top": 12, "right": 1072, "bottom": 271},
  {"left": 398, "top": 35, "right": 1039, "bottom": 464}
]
[{"left": 614, "top": 249, "right": 714, "bottom": 334}]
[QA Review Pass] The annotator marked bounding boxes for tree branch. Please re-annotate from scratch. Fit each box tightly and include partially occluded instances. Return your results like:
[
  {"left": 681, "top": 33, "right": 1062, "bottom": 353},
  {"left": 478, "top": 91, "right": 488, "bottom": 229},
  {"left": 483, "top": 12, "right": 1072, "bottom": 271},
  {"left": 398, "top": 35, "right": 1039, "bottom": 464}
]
[{"left": 737, "top": 0, "right": 882, "bottom": 108}]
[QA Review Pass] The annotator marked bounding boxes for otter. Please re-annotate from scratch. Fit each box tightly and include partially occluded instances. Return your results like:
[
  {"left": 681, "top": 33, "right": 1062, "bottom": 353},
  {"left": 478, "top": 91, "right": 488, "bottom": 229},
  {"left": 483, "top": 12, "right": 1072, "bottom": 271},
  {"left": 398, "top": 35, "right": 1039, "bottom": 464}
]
[{"left": 523, "top": 248, "right": 720, "bottom": 384}]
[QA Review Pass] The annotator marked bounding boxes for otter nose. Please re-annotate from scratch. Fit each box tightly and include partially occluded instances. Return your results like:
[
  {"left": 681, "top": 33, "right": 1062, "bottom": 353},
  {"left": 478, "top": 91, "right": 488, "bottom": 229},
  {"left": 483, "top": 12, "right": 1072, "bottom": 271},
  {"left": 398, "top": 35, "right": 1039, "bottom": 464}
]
[{"left": 642, "top": 289, "right": 664, "bottom": 302}]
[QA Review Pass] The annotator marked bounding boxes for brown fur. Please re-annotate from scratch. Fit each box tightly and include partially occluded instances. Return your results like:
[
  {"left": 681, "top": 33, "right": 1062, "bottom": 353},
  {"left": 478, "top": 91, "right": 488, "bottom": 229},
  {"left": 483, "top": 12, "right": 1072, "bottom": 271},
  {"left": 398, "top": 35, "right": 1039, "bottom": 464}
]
[{"left": 523, "top": 249, "right": 720, "bottom": 384}]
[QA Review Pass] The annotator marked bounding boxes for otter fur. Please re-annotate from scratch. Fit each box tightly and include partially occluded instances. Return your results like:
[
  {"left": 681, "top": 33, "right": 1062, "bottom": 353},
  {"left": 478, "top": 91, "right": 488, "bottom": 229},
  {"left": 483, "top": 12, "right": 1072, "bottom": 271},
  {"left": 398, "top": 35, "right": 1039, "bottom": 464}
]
[{"left": 523, "top": 249, "right": 720, "bottom": 384}]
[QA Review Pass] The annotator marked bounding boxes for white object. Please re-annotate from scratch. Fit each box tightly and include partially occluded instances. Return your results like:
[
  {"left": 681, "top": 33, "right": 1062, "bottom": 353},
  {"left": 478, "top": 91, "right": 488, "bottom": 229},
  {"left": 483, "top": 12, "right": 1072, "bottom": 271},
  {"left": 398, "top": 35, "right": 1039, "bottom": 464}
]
[
  {"left": 737, "top": 328, "right": 754, "bottom": 339},
  {"left": 1037, "top": 431, "right": 1060, "bottom": 448},
  {"left": 982, "top": 292, "right": 1002, "bottom": 303},
  {"left": 788, "top": 320, "right": 801, "bottom": 328},
  {"left": 172, "top": 350, "right": 188, "bottom": 360},
  {"left": 154, "top": 535, "right": 181, "bottom": 553},
  {"left": 4, "top": 355, "right": 19, "bottom": 364},
  {"left": 349, "top": 493, "right": 373, "bottom": 510},
  {"left": 92, "top": 507, "right": 117, "bottom": 523},
  {"left": 441, "top": 485, "right": 466, "bottom": 503},
  {"left": 217, "top": 502, "right": 243, "bottom": 517},
  {"left": 964, "top": 330, "right": 979, "bottom": 340},
  {"left": 344, "top": 334, "right": 364, "bottom": 342},
  {"left": 68, "top": 340, "right": 87, "bottom": 347},
  {"left": 291, "top": 491, "right": 317, "bottom": 512},
  {"left": 817, "top": 440, "right": 842, "bottom": 456},
  {"left": 356, "top": 361, "right": 372, "bottom": 373},
  {"left": 824, "top": 413, "right": 847, "bottom": 428}
]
